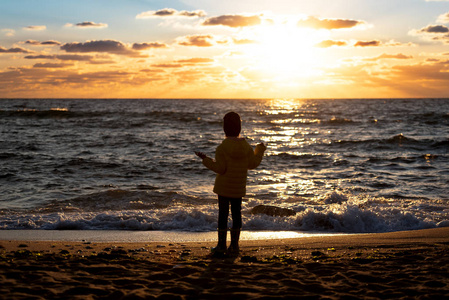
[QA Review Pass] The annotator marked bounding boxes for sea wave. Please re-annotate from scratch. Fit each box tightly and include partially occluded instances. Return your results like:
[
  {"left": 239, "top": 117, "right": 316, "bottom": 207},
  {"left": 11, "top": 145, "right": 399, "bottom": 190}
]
[
  {"left": 1, "top": 192, "right": 447, "bottom": 233},
  {"left": 331, "top": 134, "right": 448, "bottom": 152},
  {"left": 1, "top": 98, "right": 448, "bottom": 233}
]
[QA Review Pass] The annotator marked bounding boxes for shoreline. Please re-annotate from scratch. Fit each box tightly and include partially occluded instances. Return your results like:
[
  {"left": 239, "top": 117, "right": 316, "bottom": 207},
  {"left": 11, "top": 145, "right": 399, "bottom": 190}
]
[
  {"left": 1, "top": 227, "right": 448, "bottom": 299},
  {"left": 0, "top": 229, "right": 345, "bottom": 243}
]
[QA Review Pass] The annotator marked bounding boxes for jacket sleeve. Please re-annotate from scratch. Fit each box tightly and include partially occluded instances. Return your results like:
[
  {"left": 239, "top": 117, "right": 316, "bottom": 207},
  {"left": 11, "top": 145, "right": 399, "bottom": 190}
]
[
  {"left": 248, "top": 143, "right": 266, "bottom": 170},
  {"left": 202, "top": 146, "right": 227, "bottom": 175}
]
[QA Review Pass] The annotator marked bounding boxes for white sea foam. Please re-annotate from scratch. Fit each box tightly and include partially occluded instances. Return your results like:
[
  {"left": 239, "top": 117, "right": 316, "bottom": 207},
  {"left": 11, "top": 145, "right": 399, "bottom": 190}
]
[{"left": 1, "top": 192, "right": 446, "bottom": 233}]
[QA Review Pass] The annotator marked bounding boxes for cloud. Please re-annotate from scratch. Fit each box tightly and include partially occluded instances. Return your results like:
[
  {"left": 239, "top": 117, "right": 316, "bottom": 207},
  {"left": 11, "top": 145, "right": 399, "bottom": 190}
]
[
  {"left": 136, "top": 8, "right": 206, "bottom": 19},
  {"left": 392, "top": 62, "right": 449, "bottom": 82},
  {"left": 315, "top": 40, "right": 348, "bottom": 48},
  {"left": 61, "top": 40, "right": 139, "bottom": 56},
  {"left": 176, "top": 58, "right": 214, "bottom": 64},
  {"left": 412, "top": 24, "right": 449, "bottom": 43},
  {"left": 151, "top": 63, "right": 183, "bottom": 68},
  {"left": 149, "top": 58, "right": 214, "bottom": 69},
  {"left": 0, "top": 66, "right": 169, "bottom": 98},
  {"left": 25, "top": 54, "right": 94, "bottom": 61},
  {"left": 322, "top": 39, "right": 411, "bottom": 48},
  {"left": 2, "top": 29, "right": 15, "bottom": 37},
  {"left": 25, "top": 40, "right": 61, "bottom": 46},
  {"left": 33, "top": 62, "right": 74, "bottom": 68},
  {"left": 364, "top": 53, "right": 413, "bottom": 61},
  {"left": 202, "top": 15, "right": 262, "bottom": 28},
  {"left": 354, "top": 40, "right": 381, "bottom": 47},
  {"left": 65, "top": 21, "right": 108, "bottom": 29},
  {"left": 132, "top": 42, "right": 168, "bottom": 50},
  {"left": 297, "top": 16, "right": 365, "bottom": 30},
  {"left": 23, "top": 25, "right": 47, "bottom": 31},
  {"left": 437, "top": 12, "right": 449, "bottom": 23},
  {"left": 0, "top": 46, "right": 33, "bottom": 53},
  {"left": 232, "top": 38, "right": 258, "bottom": 45},
  {"left": 177, "top": 34, "right": 215, "bottom": 47},
  {"left": 419, "top": 25, "right": 449, "bottom": 33}
]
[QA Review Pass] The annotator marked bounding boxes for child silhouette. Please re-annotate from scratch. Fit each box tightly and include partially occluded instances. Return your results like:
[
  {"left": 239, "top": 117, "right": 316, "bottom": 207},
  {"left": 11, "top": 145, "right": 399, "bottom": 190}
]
[{"left": 196, "top": 112, "right": 266, "bottom": 255}]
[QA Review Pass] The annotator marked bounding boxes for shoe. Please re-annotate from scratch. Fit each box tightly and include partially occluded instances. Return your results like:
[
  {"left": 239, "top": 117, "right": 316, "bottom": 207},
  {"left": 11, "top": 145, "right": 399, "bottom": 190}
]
[
  {"left": 211, "top": 245, "right": 226, "bottom": 255},
  {"left": 211, "top": 229, "right": 227, "bottom": 257},
  {"left": 228, "top": 228, "right": 240, "bottom": 255}
]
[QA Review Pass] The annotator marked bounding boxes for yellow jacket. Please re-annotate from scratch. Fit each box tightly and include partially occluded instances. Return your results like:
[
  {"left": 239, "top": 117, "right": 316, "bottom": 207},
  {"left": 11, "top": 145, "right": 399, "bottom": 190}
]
[{"left": 202, "top": 138, "right": 266, "bottom": 198}]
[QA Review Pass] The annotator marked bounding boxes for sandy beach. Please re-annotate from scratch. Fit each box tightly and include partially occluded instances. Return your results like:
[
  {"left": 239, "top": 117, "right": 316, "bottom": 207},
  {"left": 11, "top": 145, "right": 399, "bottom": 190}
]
[{"left": 1, "top": 227, "right": 448, "bottom": 299}]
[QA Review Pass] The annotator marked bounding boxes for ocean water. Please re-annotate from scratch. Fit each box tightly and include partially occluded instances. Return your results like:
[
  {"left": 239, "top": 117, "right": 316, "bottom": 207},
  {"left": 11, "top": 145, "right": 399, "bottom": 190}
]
[{"left": 0, "top": 98, "right": 448, "bottom": 233}]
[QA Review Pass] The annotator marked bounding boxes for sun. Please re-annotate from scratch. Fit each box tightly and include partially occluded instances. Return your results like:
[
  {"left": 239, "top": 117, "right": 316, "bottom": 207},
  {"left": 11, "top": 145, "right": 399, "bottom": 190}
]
[{"left": 242, "top": 19, "right": 328, "bottom": 81}]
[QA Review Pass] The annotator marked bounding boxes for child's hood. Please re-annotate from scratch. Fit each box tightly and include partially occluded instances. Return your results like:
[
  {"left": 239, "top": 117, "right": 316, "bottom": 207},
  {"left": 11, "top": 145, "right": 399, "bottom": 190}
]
[{"left": 221, "top": 138, "right": 250, "bottom": 159}]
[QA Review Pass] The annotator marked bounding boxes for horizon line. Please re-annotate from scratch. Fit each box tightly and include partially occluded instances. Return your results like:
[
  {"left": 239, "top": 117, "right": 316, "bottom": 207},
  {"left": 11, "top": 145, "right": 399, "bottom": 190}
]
[{"left": 1, "top": 97, "right": 449, "bottom": 100}]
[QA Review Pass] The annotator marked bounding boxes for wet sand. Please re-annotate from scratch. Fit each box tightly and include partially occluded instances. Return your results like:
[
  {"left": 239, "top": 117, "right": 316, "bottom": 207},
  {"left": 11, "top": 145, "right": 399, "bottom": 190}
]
[{"left": 1, "top": 227, "right": 448, "bottom": 299}]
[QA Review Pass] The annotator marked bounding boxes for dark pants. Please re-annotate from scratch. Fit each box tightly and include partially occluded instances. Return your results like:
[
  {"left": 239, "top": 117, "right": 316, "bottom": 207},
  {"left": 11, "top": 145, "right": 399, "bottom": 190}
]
[{"left": 218, "top": 196, "right": 242, "bottom": 230}]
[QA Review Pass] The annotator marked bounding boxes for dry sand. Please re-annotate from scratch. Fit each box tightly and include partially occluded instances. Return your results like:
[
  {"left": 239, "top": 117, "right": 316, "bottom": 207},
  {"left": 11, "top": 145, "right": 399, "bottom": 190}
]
[{"left": 1, "top": 227, "right": 448, "bottom": 299}]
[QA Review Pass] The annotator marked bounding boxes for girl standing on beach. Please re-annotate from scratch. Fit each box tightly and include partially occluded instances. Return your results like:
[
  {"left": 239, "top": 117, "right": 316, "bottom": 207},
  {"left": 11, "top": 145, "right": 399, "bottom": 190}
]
[{"left": 195, "top": 112, "right": 266, "bottom": 255}]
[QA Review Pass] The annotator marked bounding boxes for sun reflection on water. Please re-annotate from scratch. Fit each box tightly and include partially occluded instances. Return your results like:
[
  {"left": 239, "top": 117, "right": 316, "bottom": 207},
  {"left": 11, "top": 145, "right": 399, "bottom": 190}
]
[{"left": 246, "top": 99, "right": 335, "bottom": 203}]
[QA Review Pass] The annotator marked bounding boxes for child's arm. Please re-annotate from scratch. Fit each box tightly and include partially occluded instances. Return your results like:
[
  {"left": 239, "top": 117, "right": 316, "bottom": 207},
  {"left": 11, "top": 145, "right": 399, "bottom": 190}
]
[
  {"left": 195, "top": 151, "right": 206, "bottom": 159},
  {"left": 196, "top": 148, "right": 227, "bottom": 175},
  {"left": 248, "top": 142, "right": 266, "bottom": 169}
]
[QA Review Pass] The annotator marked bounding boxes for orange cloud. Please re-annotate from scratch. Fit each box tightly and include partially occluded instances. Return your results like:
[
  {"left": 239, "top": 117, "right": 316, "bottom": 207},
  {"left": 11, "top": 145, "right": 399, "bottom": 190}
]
[
  {"left": 177, "top": 34, "right": 215, "bottom": 47},
  {"left": 315, "top": 40, "right": 348, "bottom": 48},
  {"left": 321, "top": 57, "right": 449, "bottom": 97},
  {"left": 202, "top": 15, "right": 262, "bottom": 28},
  {"left": 354, "top": 40, "right": 381, "bottom": 47},
  {"left": 363, "top": 53, "right": 413, "bottom": 61},
  {"left": 151, "top": 63, "right": 183, "bottom": 68},
  {"left": 232, "top": 38, "right": 258, "bottom": 45},
  {"left": 297, "top": 16, "right": 364, "bottom": 30},
  {"left": 176, "top": 58, "right": 214, "bottom": 64},
  {"left": 317, "top": 39, "right": 409, "bottom": 48}
]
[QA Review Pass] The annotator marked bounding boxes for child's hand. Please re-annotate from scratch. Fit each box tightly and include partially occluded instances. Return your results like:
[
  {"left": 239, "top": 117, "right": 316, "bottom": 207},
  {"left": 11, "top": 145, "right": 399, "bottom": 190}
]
[
  {"left": 257, "top": 143, "right": 267, "bottom": 151},
  {"left": 195, "top": 151, "right": 207, "bottom": 159}
]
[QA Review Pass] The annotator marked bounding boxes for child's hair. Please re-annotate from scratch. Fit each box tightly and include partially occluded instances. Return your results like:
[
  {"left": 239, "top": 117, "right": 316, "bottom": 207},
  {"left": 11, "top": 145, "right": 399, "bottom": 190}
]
[{"left": 223, "top": 112, "right": 241, "bottom": 137}]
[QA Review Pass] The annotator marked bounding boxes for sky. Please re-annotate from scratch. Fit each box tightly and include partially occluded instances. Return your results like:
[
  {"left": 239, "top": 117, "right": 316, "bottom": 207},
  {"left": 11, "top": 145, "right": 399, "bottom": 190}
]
[{"left": 1, "top": 0, "right": 449, "bottom": 99}]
